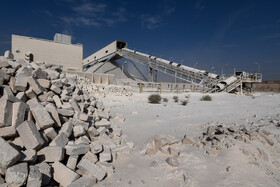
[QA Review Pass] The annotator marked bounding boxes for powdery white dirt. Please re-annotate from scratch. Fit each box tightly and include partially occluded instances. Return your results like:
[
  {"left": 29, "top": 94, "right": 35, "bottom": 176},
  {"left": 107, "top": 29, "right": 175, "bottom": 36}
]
[{"left": 97, "top": 92, "right": 280, "bottom": 187}]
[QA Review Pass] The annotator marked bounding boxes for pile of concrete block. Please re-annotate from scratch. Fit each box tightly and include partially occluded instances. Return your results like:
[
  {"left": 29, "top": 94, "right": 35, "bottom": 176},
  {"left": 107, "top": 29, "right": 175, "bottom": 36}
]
[
  {"left": 0, "top": 57, "right": 132, "bottom": 186},
  {"left": 75, "top": 76, "right": 133, "bottom": 97}
]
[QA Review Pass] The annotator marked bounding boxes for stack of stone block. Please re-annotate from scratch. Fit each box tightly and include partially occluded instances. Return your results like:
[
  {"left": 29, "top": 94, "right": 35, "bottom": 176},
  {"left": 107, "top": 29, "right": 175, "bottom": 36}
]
[
  {"left": 76, "top": 76, "right": 133, "bottom": 97},
  {"left": 0, "top": 57, "right": 131, "bottom": 186}
]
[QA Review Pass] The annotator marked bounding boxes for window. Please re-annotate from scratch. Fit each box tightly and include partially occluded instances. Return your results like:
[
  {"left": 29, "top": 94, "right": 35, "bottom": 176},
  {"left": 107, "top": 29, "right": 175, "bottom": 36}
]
[{"left": 105, "top": 50, "right": 108, "bottom": 53}]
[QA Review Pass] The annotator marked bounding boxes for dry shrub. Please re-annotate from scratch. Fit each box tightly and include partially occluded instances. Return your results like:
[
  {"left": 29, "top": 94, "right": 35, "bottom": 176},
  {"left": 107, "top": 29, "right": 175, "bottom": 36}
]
[
  {"left": 181, "top": 99, "right": 188, "bottom": 106},
  {"left": 148, "top": 94, "right": 161, "bottom": 104},
  {"left": 173, "top": 96, "right": 179, "bottom": 102},
  {"left": 163, "top": 98, "right": 169, "bottom": 102},
  {"left": 201, "top": 95, "right": 212, "bottom": 101}
]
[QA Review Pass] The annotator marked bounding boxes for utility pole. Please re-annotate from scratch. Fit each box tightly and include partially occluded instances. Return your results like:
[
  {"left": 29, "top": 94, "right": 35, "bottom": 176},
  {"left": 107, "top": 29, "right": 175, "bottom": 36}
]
[
  {"left": 194, "top": 62, "right": 198, "bottom": 69},
  {"left": 232, "top": 65, "right": 236, "bottom": 76},
  {"left": 222, "top": 64, "right": 228, "bottom": 78},
  {"left": 254, "top": 62, "right": 260, "bottom": 80}
]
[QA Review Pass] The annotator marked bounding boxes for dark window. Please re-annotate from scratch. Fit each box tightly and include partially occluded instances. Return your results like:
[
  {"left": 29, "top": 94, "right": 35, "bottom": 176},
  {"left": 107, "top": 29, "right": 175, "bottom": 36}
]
[
  {"left": 105, "top": 50, "right": 108, "bottom": 53},
  {"left": 29, "top": 54, "right": 34, "bottom": 62}
]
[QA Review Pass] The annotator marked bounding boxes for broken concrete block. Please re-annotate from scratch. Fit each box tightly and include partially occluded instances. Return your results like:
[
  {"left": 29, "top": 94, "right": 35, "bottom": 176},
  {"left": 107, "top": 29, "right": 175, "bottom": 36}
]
[
  {"left": 60, "top": 103, "right": 72, "bottom": 111},
  {"left": 73, "top": 125, "right": 86, "bottom": 137},
  {"left": 65, "top": 144, "right": 90, "bottom": 156},
  {"left": 27, "top": 165, "right": 42, "bottom": 187},
  {"left": 0, "top": 97, "right": 13, "bottom": 128},
  {"left": 0, "top": 126, "right": 17, "bottom": 139},
  {"left": 36, "top": 163, "right": 51, "bottom": 186},
  {"left": 52, "top": 161, "right": 80, "bottom": 187},
  {"left": 50, "top": 85, "right": 61, "bottom": 95},
  {"left": 32, "top": 68, "right": 48, "bottom": 79},
  {"left": 19, "top": 149, "right": 37, "bottom": 163},
  {"left": 37, "top": 79, "right": 50, "bottom": 89},
  {"left": 12, "top": 137, "right": 24, "bottom": 150},
  {"left": 51, "top": 79, "right": 63, "bottom": 88},
  {"left": 98, "top": 162, "right": 115, "bottom": 175},
  {"left": 99, "top": 146, "right": 112, "bottom": 162},
  {"left": 77, "top": 158, "right": 106, "bottom": 181},
  {"left": 7, "top": 60, "right": 21, "bottom": 70},
  {"left": 16, "top": 120, "right": 44, "bottom": 150},
  {"left": 0, "top": 60, "right": 9, "bottom": 68},
  {"left": 70, "top": 118, "right": 89, "bottom": 130},
  {"left": 68, "top": 176, "right": 97, "bottom": 187},
  {"left": 90, "top": 141, "right": 103, "bottom": 154},
  {"left": 44, "top": 127, "right": 58, "bottom": 140},
  {"left": 166, "top": 157, "right": 179, "bottom": 167},
  {"left": 45, "top": 69, "right": 59, "bottom": 80},
  {"left": 95, "top": 119, "right": 111, "bottom": 129},
  {"left": 0, "top": 70, "right": 10, "bottom": 83},
  {"left": 45, "top": 103, "right": 61, "bottom": 128},
  {"left": 15, "top": 73, "right": 28, "bottom": 92},
  {"left": 75, "top": 136, "right": 90, "bottom": 145},
  {"left": 0, "top": 137, "right": 20, "bottom": 170},
  {"left": 112, "top": 128, "right": 122, "bottom": 137},
  {"left": 12, "top": 101, "right": 28, "bottom": 127},
  {"left": 0, "top": 175, "right": 4, "bottom": 184},
  {"left": 5, "top": 163, "right": 28, "bottom": 187},
  {"left": 69, "top": 99, "right": 80, "bottom": 111},
  {"left": 59, "top": 122, "right": 73, "bottom": 137},
  {"left": 9, "top": 77, "right": 17, "bottom": 94},
  {"left": 1, "top": 85, "right": 19, "bottom": 102},
  {"left": 25, "top": 87, "right": 37, "bottom": 99},
  {"left": 30, "top": 103, "right": 54, "bottom": 129},
  {"left": 27, "top": 76, "right": 44, "bottom": 95},
  {"left": 0, "top": 77, "right": 3, "bottom": 86},
  {"left": 53, "top": 95, "right": 62, "bottom": 108},
  {"left": 96, "top": 110, "right": 110, "bottom": 120},
  {"left": 57, "top": 108, "right": 75, "bottom": 117},
  {"left": 88, "top": 126, "right": 99, "bottom": 141},
  {"left": 16, "top": 92, "right": 27, "bottom": 102},
  {"left": 83, "top": 151, "right": 98, "bottom": 164},
  {"left": 99, "top": 134, "right": 117, "bottom": 149},
  {"left": 78, "top": 113, "right": 90, "bottom": 122},
  {"left": 49, "top": 132, "right": 69, "bottom": 148},
  {"left": 66, "top": 155, "right": 79, "bottom": 170},
  {"left": 38, "top": 146, "right": 65, "bottom": 162}
]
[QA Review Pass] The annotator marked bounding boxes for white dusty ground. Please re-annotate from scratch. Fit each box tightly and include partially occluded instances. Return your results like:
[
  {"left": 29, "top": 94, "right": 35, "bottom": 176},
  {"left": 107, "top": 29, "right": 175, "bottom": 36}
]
[{"left": 97, "top": 92, "right": 280, "bottom": 187}]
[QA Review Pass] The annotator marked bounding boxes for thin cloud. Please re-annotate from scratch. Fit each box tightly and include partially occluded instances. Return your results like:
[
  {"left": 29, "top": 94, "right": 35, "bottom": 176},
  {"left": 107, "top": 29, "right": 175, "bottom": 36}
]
[
  {"left": 195, "top": 0, "right": 205, "bottom": 10},
  {"left": 72, "top": 2, "right": 107, "bottom": 16},
  {"left": 140, "top": 1, "right": 176, "bottom": 30},
  {"left": 262, "top": 33, "right": 280, "bottom": 40},
  {"left": 141, "top": 15, "right": 162, "bottom": 30},
  {"left": 45, "top": 1, "right": 126, "bottom": 29},
  {"left": 60, "top": 16, "right": 101, "bottom": 27}
]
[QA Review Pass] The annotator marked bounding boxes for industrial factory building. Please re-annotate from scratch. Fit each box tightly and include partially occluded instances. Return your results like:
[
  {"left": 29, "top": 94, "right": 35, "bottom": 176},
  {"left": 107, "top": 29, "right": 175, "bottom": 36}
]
[{"left": 11, "top": 34, "right": 83, "bottom": 71}]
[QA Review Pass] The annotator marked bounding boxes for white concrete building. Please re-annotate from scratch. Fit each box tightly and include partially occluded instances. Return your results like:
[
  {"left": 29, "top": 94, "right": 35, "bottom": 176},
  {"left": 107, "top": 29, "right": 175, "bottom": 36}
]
[{"left": 12, "top": 34, "right": 83, "bottom": 71}]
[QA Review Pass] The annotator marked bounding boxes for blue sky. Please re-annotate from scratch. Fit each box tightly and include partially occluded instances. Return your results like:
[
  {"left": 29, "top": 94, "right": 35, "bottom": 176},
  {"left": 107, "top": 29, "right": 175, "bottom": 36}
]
[{"left": 0, "top": 0, "right": 280, "bottom": 80}]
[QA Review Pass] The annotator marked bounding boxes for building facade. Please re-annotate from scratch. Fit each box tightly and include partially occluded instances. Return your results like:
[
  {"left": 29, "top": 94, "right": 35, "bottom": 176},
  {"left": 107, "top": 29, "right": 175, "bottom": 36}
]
[{"left": 12, "top": 34, "right": 83, "bottom": 71}]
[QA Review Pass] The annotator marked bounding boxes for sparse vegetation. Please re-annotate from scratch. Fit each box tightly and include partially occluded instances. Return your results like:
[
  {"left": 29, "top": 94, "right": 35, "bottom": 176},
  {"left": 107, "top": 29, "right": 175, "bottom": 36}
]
[
  {"left": 163, "top": 98, "right": 169, "bottom": 102},
  {"left": 173, "top": 96, "right": 179, "bottom": 102},
  {"left": 181, "top": 99, "right": 188, "bottom": 106},
  {"left": 200, "top": 95, "right": 212, "bottom": 101},
  {"left": 148, "top": 94, "right": 161, "bottom": 104}
]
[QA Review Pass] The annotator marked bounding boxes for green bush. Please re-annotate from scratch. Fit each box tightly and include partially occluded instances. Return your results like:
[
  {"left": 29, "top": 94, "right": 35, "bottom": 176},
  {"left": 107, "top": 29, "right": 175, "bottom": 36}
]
[
  {"left": 163, "top": 98, "right": 169, "bottom": 102},
  {"left": 173, "top": 96, "right": 179, "bottom": 102},
  {"left": 148, "top": 94, "right": 161, "bottom": 104},
  {"left": 200, "top": 95, "right": 212, "bottom": 101},
  {"left": 181, "top": 99, "right": 188, "bottom": 106}
]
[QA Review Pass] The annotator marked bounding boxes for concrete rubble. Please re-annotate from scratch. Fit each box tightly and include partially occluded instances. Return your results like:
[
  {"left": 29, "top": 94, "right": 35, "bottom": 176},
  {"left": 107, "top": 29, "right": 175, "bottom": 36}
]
[{"left": 0, "top": 55, "right": 132, "bottom": 186}]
